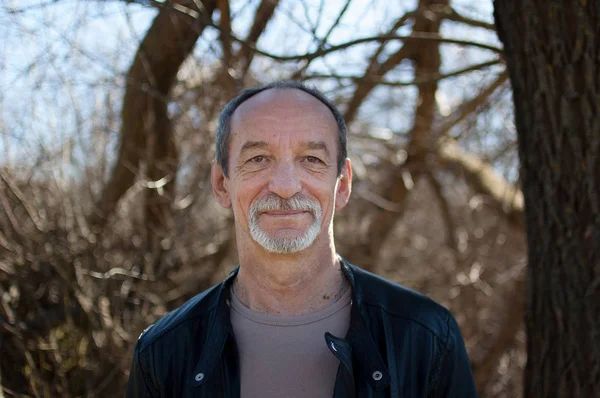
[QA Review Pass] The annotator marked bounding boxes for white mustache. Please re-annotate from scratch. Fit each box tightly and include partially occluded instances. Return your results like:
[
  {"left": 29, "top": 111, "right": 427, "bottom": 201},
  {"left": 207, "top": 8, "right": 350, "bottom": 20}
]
[{"left": 250, "top": 194, "right": 321, "bottom": 216}]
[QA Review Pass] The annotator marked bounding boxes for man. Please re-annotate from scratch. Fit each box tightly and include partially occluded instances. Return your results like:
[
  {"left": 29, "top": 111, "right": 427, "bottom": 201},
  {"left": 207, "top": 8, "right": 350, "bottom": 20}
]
[{"left": 126, "top": 81, "right": 477, "bottom": 397}]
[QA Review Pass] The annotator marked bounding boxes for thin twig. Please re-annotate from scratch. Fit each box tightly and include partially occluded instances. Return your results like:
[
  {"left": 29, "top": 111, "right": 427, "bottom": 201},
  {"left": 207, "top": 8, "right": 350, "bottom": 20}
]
[
  {"left": 0, "top": 170, "right": 44, "bottom": 233},
  {"left": 80, "top": 267, "right": 155, "bottom": 281},
  {"left": 442, "top": 6, "right": 496, "bottom": 30},
  {"left": 436, "top": 71, "right": 509, "bottom": 137},
  {"left": 292, "top": 0, "right": 355, "bottom": 78}
]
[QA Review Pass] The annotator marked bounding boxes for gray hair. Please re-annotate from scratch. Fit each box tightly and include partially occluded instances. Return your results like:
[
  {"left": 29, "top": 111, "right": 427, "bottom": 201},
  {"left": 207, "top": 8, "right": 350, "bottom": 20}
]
[{"left": 215, "top": 80, "right": 347, "bottom": 177}]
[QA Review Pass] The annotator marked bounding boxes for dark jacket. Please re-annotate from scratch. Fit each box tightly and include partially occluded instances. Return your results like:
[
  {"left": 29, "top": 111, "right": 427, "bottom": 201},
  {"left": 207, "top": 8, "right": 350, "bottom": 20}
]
[{"left": 126, "top": 258, "right": 477, "bottom": 397}]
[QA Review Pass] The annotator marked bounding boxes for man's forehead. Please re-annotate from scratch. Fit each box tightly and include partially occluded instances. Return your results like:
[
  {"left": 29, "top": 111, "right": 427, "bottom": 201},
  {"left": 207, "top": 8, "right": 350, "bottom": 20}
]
[{"left": 231, "top": 88, "right": 336, "bottom": 127}]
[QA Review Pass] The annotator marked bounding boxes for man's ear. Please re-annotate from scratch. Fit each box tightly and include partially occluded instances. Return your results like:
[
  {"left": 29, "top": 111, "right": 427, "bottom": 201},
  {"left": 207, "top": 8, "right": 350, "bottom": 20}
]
[
  {"left": 211, "top": 162, "right": 232, "bottom": 208},
  {"left": 335, "top": 158, "right": 352, "bottom": 210}
]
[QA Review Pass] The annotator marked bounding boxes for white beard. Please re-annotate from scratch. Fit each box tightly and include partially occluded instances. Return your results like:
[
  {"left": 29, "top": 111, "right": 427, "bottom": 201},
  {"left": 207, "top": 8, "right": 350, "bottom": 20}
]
[{"left": 248, "top": 194, "right": 322, "bottom": 253}]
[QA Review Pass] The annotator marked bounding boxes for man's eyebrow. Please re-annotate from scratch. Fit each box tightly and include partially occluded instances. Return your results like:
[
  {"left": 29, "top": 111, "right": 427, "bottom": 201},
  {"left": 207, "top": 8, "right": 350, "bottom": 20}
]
[
  {"left": 299, "top": 140, "right": 331, "bottom": 157},
  {"left": 239, "top": 141, "right": 269, "bottom": 153}
]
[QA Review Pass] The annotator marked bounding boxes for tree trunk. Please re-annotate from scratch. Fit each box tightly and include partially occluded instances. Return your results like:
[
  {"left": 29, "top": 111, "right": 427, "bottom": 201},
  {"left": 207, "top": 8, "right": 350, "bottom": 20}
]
[
  {"left": 93, "top": 0, "right": 217, "bottom": 274},
  {"left": 345, "top": 0, "right": 448, "bottom": 271},
  {"left": 494, "top": 1, "right": 600, "bottom": 397}
]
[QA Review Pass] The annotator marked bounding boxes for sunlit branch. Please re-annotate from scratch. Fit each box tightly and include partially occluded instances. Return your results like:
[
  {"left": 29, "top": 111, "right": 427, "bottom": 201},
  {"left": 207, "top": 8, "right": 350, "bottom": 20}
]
[
  {"left": 303, "top": 58, "right": 502, "bottom": 86},
  {"left": 438, "top": 139, "right": 524, "bottom": 229}
]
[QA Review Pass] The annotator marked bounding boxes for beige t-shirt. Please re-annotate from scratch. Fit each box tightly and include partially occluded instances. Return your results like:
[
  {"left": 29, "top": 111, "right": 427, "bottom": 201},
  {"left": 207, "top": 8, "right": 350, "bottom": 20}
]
[{"left": 230, "top": 287, "right": 352, "bottom": 398}]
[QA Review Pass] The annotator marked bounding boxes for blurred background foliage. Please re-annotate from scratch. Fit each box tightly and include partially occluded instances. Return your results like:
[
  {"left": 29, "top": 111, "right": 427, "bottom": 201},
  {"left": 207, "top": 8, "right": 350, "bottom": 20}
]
[{"left": 0, "top": 0, "right": 526, "bottom": 396}]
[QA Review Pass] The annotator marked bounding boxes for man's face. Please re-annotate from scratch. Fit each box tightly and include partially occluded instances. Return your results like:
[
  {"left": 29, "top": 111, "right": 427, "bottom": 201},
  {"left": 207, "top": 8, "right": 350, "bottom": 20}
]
[{"left": 211, "top": 88, "right": 351, "bottom": 254}]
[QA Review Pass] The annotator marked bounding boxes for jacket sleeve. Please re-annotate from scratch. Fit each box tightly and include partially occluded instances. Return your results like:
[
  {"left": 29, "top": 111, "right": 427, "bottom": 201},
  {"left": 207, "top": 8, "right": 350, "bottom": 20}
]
[
  {"left": 126, "top": 339, "right": 158, "bottom": 398},
  {"left": 431, "top": 313, "right": 478, "bottom": 397}
]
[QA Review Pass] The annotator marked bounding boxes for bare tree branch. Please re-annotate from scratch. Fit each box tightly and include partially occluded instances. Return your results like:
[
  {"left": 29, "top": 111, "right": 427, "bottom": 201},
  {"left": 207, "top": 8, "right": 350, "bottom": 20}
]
[
  {"left": 436, "top": 71, "right": 509, "bottom": 137},
  {"left": 434, "top": 5, "right": 497, "bottom": 30},
  {"left": 292, "top": 0, "right": 355, "bottom": 79},
  {"left": 304, "top": 58, "right": 502, "bottom": 87},
  {"left": 236, "top": 0, "right": 281, "bottom": 78},
  {"left": 93, "top": 0, "right": 218, "bottom": 276},
  {"left": 3, "top": 0, "right": 61, "bottom": 14},
  {"left": 341, "top": 2, "right": 501, "bottom": 125},
  {"left": 486, "top": 139, "right": 518, "bottom": 164},
  {"left": 438, "top": 140, "right": 524, "bottom": 229},
  {"left": 346, "top": 0, "right": 449, "bottom": 271},
  {"left": 0, "top": 170, "right": 44, "bottom": 233},
  {"left": 217, "top": 0, "right": 232, "bottom": 67},
  {"left": 343, "top": 9, "right": 416, "bottom": 124},
  {"left": 205, "top": 27, "right": 503, "bottom": 62}
]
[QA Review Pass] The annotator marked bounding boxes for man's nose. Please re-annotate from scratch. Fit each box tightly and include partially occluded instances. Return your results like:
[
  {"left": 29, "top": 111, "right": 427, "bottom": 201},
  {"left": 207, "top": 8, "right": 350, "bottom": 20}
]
[{"left": 268, "top": 160, "right": 302, "bottom": 199}]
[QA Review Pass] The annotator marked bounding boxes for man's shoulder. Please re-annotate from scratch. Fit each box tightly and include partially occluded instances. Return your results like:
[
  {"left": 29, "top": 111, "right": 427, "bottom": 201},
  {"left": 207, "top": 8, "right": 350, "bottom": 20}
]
[
  {"left": 135, "top": 282, "right": 222, "bottom": 352},
  {"left": 350, "top": 263, "right": 454, "bottom": 340}
]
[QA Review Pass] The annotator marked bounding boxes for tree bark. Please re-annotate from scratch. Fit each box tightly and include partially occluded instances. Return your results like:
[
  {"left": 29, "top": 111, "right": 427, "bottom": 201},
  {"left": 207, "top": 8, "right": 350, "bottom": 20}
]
[{"left": 494, "top": 1, "right": 600, "bottom": 396}]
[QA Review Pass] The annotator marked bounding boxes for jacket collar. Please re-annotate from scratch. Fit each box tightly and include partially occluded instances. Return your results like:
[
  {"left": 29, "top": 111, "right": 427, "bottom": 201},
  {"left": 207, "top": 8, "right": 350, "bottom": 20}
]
[
  {"left": 189, "top": 257, "right": 390, "bottom": 390},
  {"left": 188, "top": 267, "right": 237, "bottom": 387},
  {"left": 339, "top": 257, "right": 391, "bottom": 391}
]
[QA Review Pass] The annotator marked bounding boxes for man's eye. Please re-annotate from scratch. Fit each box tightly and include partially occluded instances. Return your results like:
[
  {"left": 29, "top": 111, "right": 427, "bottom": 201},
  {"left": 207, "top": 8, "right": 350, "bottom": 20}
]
[
  {"left": 250, "top": 156, "right": 265, "bottom": 163},
  {"left": 306, "top": 156, "right": 321, "bottom": 163}
]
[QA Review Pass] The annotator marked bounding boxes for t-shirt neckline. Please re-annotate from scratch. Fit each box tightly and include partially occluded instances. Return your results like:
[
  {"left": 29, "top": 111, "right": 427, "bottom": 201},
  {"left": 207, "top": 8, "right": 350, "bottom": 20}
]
[{"left": 229, "top": 285, "right": 352, "bottom": 327}]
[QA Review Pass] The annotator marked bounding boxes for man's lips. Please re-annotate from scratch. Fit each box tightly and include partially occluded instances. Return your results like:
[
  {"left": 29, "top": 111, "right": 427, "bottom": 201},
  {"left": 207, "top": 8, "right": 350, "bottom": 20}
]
[{"left": 260, "top": 210, "right": 309, "bottom": 216}]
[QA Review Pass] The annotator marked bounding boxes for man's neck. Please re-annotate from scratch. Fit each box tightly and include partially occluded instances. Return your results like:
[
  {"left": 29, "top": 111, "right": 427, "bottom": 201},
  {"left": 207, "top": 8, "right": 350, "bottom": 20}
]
[{"left": 233, "top": 243, "right": 347, "bottom": 316}]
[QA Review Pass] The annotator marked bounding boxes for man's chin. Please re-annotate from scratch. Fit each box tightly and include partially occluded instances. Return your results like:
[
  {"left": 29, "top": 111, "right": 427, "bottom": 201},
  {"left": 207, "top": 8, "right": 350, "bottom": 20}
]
[
  {"left": 250, "top": 229, "right": 319, "bottom": 254},
  {"left": 261, "top": 229, "right": 309, "bottom": 240},
  {"left": 260, "top": 242, "right": 311, "bottom": 254}
]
